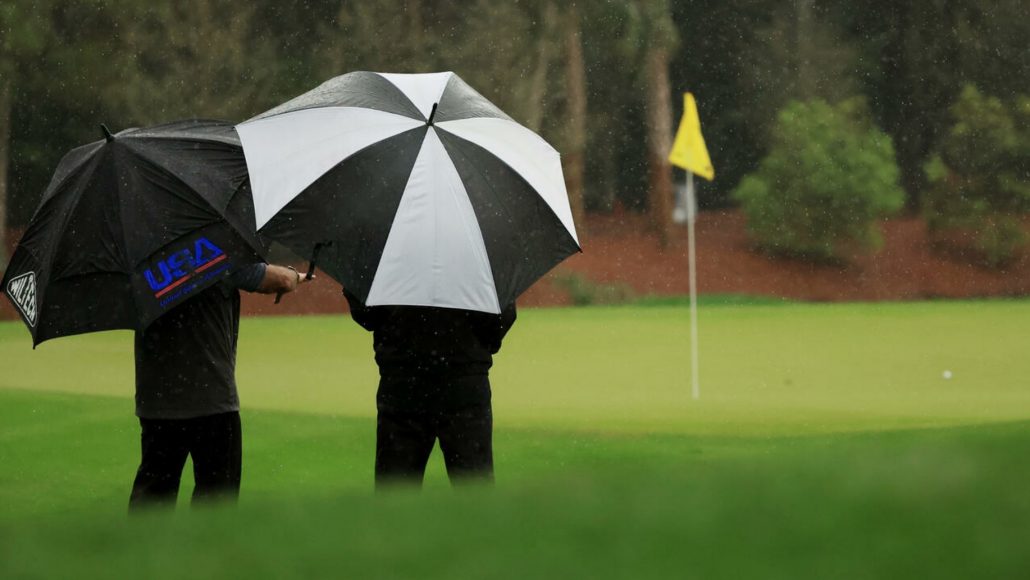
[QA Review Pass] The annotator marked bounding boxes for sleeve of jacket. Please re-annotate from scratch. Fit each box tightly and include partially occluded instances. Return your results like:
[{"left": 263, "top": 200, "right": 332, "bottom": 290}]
[
  {"left": 498, "top": 303, "right": 517, "bottom": 342},
  {"left": 343, "top": 289, "right": 380, "bottom": 332},
  {"left": 228, "top": 262, "right": 268, "bottom": 293},
  {"left": 477, "top": 304, "right": 517, "bottom": 354}
]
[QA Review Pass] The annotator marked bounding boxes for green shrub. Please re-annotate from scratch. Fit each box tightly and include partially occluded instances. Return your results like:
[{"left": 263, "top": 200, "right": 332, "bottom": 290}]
[
  {"left": 923, "top": 85, "right": 1030, "bottom": 267},
  {"left": 732, "top": 98, "right": 905, "bottom": 262},
  {"left": 552, "top": 273, "right": 635, "bottom": 306}
]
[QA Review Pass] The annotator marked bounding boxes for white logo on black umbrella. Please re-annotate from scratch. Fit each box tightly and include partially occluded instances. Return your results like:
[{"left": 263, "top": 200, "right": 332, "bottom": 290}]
[{"left": 6, "top": 272, "right": 37, "bottom": 327}]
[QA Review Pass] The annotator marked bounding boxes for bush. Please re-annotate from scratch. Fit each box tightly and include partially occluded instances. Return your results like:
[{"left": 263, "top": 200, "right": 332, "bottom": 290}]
[
  {"left": 552, "top": 273, "right": 635, "bottom": 306},
  {"left": 923, "top": 85, "right": 1030, "bottom": 267},
  {"left": 732, "top": 98, "right": 905, "bottom": 262}
]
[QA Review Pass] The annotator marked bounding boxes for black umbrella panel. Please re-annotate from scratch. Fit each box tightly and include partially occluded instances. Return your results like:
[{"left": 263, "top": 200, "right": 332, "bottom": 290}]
[{"left": 2, "top": 120, "right": 265, "bottom": 346}]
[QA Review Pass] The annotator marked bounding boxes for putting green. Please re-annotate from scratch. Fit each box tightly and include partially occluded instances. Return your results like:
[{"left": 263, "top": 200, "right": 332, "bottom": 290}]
[{"left": 2, "top": 300, "right": 1029, "bottom": 435}]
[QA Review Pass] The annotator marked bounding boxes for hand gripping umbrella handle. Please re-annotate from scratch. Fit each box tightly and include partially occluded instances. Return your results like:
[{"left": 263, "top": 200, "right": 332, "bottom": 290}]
[{"left": 276, "top": 243, "right": 326, "bottom": 305}]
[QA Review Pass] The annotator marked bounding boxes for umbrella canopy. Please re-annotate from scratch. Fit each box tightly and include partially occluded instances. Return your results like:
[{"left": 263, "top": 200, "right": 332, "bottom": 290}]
[
  {"left": 236, "top": 71, "right": 580, "bottom": 314},
  {"left": 2, "top": 119, "right": 265, "bottom": 346}
]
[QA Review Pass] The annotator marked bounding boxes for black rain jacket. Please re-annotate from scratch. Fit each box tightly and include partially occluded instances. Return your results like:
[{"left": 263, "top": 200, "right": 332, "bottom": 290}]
[{"left": 344, "top": 290, "right": 516, "bottom": 411}]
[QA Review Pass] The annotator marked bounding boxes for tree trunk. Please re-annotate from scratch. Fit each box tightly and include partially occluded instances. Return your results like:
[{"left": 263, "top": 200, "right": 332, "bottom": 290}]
[
  {"left": 876, "top": 2, "right": 922, "bottom": 210},
  {"left": 644, "top": 47, "right": 674, "bottom": 248},
  {"left": 0, "top": 79, "right": 10, "bottom": 265},
  {"left": 405, "top": 0, "right": 425, "bottom": 68},
  {"left": 562, "top": 4, "right": 587, "bottom": 236},
  {"left": 524, "top": 2, "right": 558, "bottom": 133},
  {"left": 795, "top": 0, "right": 815, "bottom": 99}
]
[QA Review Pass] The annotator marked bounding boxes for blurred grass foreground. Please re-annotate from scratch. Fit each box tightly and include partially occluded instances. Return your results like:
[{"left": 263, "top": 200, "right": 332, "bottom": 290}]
[{"left": 1, "top": 300, "right": 1029, "bottom": 578}]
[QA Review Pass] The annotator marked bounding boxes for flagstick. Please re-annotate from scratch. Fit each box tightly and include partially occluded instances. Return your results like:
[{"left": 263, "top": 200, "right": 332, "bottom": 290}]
[{"left": 686, "top": 171, "right": 700, "bottom": 400}]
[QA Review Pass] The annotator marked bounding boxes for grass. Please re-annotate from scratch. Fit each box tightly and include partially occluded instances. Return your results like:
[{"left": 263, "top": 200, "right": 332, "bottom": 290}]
[
  {"left": 5, "top": 300, "right": 1029, "bottom": 433},
  {"left": 1, "top": 300, "right": 1029, "bottom": 577}
]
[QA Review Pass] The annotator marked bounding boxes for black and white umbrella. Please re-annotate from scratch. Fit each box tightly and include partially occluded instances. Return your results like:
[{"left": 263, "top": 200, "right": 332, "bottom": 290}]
[
  {"left": 236, "top": 71, "right": 580, "bottom": 314},
  {"left": 2, "top": 120, "right": 264, "bottom": 345}
]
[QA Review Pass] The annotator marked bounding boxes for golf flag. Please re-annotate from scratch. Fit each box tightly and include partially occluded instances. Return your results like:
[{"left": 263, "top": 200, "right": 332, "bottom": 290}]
[
  {"left": 667, "top": 93, "right": 712, "bottom": 400},
  {"left": 668, "top": 93, "right": 714, "bottom": 181}
]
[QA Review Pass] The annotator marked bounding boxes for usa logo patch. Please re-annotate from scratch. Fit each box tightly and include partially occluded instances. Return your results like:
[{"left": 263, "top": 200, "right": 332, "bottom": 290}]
[
  {"left": 144, "top": 236, "right": 227, "bottom": 298},
  {"left": 6, "top": 271, "right": 37, "bottom": 327}
]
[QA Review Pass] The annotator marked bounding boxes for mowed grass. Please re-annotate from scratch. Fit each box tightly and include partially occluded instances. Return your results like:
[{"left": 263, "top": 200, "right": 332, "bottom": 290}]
[
  {"left": 1, "top": 300, "right": 1029, "bottom": 578},
  {"left": 3, "top": 299, "right": 1029, "bottom": 433}
]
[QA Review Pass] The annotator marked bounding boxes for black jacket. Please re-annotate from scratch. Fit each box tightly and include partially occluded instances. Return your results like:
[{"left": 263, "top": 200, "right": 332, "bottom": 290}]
[
  {"left": 134, "top": 264, "right": 266, "bottom": 419},
  {"left": 344, "top": 290, "right": 516, "bottom": 378}
]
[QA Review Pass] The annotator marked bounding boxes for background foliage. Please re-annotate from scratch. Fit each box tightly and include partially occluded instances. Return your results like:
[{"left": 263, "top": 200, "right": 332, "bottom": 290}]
[
  {"left": 2, "top": 0, "right": 1028, "bottom": 261},
  {"left": 923, "top": 85, "right": 1030, "bottom": 266},
  {"left": 732, "top": 99, "right": 905, "bottom": 262}
]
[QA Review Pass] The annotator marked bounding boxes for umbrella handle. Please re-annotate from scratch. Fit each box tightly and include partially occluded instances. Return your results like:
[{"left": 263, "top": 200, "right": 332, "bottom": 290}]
[
  {"left": 427, "top": 102, "right": 438, "bottom": 126},
  {"left": 306, "top": 242, "right": 328, "bottom": 281}
]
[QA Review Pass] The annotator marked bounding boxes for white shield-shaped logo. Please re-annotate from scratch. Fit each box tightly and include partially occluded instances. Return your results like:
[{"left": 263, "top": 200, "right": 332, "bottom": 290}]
[{"left": 6, "top": 271, "right": 37, "bottom": 327}]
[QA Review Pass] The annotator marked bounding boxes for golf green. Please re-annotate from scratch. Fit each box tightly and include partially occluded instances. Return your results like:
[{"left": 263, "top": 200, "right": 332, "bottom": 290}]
[{"left": 3, "top": 300, "right": 1028, "bottom": 433}]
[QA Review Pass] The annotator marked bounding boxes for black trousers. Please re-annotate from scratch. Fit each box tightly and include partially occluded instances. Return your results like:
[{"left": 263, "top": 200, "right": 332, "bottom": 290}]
[
  {"left": 129, "top": 411, "right": 242, "bottom": 510},
  {"left": 375, "top": 404, "right": 494, "bottom": 488}
]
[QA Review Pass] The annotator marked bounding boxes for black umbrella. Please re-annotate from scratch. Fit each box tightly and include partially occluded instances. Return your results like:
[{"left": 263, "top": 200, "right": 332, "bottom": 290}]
[
  {"left": 236, "top": 71, "right": 581, "bottom": 314},
  {"left": 2, "top": 119, "right": 265, "bottom": 346}
]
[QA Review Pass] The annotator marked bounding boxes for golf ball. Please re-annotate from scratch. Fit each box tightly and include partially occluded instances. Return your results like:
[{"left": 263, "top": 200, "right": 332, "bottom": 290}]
[{"left": 942, "top": 370, "right": 953, "bottom": 380}]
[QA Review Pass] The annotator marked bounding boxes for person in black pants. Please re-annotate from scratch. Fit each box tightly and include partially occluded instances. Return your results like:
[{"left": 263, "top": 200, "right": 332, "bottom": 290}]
[
  {"left": 129, "top": 263, "right": 306, "bottom": 510},
  {"left": 344, "top": 290, "right": 516, "bottom": 487}
]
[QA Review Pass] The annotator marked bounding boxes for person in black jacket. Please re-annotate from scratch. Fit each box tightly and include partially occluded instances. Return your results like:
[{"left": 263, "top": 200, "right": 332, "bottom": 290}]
[
  {"left": 344, "top": 290, "right": 516, "bottom": 487},
  {"left": 130, "top": 263, "right": 307, "bottom": 510}
]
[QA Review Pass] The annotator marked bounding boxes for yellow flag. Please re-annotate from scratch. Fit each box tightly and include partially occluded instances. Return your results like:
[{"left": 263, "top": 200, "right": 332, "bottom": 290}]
[{"left": 668, "top": 93, "right": 714, "bottom": 181}]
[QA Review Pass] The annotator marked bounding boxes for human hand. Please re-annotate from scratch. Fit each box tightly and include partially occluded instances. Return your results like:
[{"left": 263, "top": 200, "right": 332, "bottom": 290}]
[{"left": 297, "top": 267, "right": 315, "bottom": 284}]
